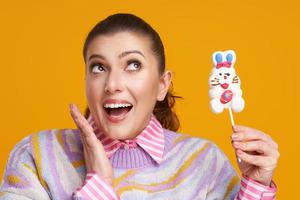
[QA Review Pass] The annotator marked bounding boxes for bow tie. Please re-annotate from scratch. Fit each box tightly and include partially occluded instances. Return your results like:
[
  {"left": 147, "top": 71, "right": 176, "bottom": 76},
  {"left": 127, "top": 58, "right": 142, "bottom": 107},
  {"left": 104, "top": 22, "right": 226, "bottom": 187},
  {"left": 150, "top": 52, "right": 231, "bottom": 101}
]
[
  {"left": 216, "top": 61, "right": 232, "bottom": 69},
  {"left": 87, "top": 114, "right": 165, "bottom": 164}
]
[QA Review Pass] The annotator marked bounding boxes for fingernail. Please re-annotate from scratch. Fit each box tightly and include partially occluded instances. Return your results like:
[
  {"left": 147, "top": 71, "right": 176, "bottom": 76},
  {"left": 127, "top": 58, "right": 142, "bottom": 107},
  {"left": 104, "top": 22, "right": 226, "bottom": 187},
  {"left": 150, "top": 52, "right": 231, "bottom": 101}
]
[
  {"left": 232, "top": 142, "right": 239, "bottom": 148},
  {"left": 231, "top": 134, "right": 238, "bottom": 140},
  {"left": 233, "top": 125, "right": 239, "bottom": 131}
]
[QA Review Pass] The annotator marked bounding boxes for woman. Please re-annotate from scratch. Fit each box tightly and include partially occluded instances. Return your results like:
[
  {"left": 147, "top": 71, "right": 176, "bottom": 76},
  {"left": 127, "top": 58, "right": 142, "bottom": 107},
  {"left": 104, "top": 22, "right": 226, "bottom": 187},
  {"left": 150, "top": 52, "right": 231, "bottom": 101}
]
[{"left": 0, "top": 13, "right": 279, "bottom": 200}]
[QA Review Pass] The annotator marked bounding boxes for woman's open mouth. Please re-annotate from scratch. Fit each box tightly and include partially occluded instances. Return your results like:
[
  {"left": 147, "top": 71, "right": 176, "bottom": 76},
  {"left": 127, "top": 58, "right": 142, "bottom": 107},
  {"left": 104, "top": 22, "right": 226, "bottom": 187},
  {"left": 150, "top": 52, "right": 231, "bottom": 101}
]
[{"left": 103, "top": 102, "right": 133, "bottom": 123}]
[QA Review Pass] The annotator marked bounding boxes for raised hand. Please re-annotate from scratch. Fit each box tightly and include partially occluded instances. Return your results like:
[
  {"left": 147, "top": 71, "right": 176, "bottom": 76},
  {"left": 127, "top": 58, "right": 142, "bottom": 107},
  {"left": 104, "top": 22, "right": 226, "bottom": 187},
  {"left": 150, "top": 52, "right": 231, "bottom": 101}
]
[{"left": 69, "top": 103, "right": 114, "bottom": 185}]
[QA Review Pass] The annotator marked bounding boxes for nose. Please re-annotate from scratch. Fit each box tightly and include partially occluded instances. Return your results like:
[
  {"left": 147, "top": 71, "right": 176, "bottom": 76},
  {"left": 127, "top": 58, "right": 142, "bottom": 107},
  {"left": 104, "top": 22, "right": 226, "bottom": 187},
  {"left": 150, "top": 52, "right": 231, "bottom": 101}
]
[
  {"left": 224, "top": 76, "right": 227, "bottom": 79},
  {"left": 104, "top": 70, "right": 123, "bottom": 94}
]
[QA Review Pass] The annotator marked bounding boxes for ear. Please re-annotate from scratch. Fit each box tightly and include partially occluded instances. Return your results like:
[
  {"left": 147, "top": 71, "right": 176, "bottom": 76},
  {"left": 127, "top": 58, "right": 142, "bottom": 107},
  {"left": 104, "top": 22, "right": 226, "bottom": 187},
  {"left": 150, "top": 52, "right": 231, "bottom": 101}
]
[
  {"left": 225, "top": 50, "right": 236, "bottom": 65},
  {"left": 212, "top": 51, "right": 223, "bottom": 66},
  {"left": 157, "top": 70, "right": 172, "bottom": 101}
]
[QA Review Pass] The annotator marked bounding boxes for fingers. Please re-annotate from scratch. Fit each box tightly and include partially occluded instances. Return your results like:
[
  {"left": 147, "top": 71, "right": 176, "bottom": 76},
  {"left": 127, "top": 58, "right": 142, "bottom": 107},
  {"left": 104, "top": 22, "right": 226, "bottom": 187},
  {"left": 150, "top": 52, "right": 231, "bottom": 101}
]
[
  {"left": 232, "top": 125, "right": 277, "bottom": 149},
  {"left": 231, "top": 125, "right": 280, "bottom": 170},
  {"left": 236, "top": 149, "right": 279, "bottom": 170},
  {"left": 69, "top": 104, "right": 93, "bottom": 135},
  {"left": 69, "top": 103, "right": 98, "bottom": 148},
  {"left": 232, "top": 140, "right": 274, "bottom": 156}
]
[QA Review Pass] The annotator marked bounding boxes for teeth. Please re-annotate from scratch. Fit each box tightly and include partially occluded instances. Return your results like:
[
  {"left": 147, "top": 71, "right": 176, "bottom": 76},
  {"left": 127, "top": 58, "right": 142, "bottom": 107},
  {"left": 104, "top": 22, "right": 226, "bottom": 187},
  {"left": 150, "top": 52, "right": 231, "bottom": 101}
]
[{"left": 104, "top": 103, "right": 132, "bottom": 108}]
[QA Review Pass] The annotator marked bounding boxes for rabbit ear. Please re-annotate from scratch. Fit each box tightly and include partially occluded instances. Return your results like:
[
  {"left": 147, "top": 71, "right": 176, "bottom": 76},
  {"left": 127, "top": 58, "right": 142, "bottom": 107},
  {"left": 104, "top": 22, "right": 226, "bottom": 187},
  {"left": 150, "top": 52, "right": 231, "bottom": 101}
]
[
  {"left": 226, "top": 54, "right": 233, "bottom": 62},
  {"left": 225, "top": 50, "right": 236, "bottom": 65},
  {"left": 212, "top": 51, "right": 223, "bottom": 66}
]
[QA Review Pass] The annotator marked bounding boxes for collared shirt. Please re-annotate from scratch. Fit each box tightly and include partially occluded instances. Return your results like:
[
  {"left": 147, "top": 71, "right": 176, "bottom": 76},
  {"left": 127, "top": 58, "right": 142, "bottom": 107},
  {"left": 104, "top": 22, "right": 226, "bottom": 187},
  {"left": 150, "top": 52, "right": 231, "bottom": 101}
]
[{"left": 87, "top": 113, "right": 165, "bottom": 164}]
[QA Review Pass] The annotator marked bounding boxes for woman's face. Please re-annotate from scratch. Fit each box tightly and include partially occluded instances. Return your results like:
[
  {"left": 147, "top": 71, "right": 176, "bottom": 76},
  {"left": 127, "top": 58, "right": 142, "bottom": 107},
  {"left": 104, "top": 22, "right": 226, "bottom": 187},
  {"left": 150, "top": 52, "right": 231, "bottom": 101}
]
[{"left": 85, "top": 31, "right": 171, "bottom": 140}]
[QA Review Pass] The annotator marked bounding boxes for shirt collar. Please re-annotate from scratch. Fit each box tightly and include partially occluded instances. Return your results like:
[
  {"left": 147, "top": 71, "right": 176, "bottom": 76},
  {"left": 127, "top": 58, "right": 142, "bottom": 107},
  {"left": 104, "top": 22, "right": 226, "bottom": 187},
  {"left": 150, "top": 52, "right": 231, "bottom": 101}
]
[{"left": 87, "top": 113, "right": 165, "bottom": 164}]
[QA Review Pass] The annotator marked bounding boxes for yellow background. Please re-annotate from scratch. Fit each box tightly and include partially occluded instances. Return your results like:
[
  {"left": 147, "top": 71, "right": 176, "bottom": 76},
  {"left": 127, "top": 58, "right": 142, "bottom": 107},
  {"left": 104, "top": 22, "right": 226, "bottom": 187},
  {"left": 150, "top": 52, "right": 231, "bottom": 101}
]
[{"left": 0, "top": 1, "right": 299, "bottom": 199}]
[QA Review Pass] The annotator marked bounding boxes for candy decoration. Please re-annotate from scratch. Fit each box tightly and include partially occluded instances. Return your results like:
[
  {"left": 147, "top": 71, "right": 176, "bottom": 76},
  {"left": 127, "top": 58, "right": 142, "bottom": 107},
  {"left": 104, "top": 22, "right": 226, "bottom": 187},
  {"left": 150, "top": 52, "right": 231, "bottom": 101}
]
[
  {"left": 209, "top": 50, "right": 245, "bottom": 126},
  {"left": 220, "top": 90, "right": 233, "bottom": 104},
  {"left": 209, "top": 50, "right": 245, "bottom": 162}
]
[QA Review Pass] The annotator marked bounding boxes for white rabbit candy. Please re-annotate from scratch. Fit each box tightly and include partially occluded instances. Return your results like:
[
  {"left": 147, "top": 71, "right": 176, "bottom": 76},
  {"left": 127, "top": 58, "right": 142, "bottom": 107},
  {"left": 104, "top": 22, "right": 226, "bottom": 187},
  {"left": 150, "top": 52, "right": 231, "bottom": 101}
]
[{"left": 209, "top": 50, "right": 245, "bottom": 114}]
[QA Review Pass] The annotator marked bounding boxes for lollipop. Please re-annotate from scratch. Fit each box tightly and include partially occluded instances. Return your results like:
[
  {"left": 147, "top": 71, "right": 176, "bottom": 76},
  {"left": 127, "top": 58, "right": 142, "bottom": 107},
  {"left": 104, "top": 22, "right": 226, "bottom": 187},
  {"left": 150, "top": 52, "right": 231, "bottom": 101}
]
[{"left": 209, "top": 50, "right": 245, "bottom": 126}]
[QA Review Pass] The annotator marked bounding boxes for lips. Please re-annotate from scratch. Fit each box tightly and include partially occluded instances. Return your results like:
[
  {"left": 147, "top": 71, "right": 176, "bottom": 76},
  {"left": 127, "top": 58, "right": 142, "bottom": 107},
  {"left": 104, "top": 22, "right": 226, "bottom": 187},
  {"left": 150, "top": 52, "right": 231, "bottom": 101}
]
[
  {"left": 221, "top": 83, "right": 229, "bottom": 89},
  {"left": 103, "top": 99, "right": 133, "bottom": 123}
]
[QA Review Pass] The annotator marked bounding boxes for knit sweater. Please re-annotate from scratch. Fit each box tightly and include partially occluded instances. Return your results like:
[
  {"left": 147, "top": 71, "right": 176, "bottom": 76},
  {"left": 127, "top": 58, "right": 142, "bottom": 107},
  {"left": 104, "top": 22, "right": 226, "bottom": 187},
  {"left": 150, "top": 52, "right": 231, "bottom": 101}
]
[{"left": 0, "top": 127, "right": 276, "bottom": 200}]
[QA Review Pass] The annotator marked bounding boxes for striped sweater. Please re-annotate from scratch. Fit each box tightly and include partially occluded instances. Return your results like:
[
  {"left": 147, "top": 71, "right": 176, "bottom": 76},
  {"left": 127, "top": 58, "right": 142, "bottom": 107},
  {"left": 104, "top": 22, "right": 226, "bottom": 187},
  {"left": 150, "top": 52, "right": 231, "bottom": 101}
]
[{"left": 0, "top": 120, "right": 276, "bottom": 199}]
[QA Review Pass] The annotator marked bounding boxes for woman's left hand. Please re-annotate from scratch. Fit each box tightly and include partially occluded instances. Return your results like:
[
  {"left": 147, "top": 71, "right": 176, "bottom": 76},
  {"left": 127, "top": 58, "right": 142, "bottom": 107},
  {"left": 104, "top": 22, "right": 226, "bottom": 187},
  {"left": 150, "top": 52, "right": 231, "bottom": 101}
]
[{"left": 231, "top": 125, "right": 280, "bottom": 186}]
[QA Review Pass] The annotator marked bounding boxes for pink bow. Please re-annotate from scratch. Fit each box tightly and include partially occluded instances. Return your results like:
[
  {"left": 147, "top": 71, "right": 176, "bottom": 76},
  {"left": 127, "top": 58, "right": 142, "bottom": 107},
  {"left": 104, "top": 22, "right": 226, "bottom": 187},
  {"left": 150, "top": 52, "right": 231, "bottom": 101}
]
[{"left": 216, "top": 62, "right": 232, "bottom": 69}]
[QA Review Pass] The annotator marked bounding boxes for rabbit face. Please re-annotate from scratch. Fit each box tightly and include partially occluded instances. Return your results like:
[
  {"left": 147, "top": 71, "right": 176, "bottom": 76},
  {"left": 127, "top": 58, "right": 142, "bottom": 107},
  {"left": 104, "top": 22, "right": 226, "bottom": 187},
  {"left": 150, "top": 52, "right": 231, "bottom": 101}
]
[
  {"left": 209, "top": 50, "right": 240, "bottom": 90},
  {"left": 209, "top": 67, "right": 239, "bottom": 90}
]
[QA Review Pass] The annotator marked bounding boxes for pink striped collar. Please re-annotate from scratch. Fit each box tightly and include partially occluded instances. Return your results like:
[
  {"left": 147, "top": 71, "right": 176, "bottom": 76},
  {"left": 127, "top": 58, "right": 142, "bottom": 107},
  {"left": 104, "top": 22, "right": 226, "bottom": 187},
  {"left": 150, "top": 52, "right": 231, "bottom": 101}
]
[{"left": 87, "top": 114, "right": 165, "bottom": 164}]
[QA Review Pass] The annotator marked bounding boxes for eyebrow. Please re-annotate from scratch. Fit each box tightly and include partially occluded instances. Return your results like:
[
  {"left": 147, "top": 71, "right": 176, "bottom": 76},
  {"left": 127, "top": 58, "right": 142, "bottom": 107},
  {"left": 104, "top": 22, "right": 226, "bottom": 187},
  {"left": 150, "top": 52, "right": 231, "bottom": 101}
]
[{"left": 88, "top": 50, "right": 145, "bottom": 62}]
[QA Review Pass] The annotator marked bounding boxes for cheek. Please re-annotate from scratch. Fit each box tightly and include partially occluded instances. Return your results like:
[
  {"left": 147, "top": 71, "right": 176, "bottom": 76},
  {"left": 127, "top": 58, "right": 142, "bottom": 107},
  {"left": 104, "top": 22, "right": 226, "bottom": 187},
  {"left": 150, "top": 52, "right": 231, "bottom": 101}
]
[
  {"left": 86, "top": 79, "right": 105, "bottom": 103},
  {"left": 129, "top": 75, "right": 159, "bottom": 104}
]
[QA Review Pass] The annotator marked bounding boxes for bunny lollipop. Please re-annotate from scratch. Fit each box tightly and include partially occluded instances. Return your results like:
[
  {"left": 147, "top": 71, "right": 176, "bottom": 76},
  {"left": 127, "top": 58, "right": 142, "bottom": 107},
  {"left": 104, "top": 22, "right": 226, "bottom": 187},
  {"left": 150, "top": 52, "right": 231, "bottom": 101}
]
[{"left": 209, "top": 50, "right": 245, "bottom": 126}]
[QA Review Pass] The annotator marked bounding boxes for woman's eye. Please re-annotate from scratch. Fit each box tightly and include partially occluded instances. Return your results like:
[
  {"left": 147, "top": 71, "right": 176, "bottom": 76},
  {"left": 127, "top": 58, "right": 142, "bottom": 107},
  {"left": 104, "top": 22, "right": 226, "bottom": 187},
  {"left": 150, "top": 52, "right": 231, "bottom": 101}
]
[
  {"left": 127, "top": 61, "right": 141, "bottom": 71},
  {"left": 91, "top": 64, "right": 105, "bottom": 73},
  {"left": 226, "top": 73, "right": 230, "bottom": 76},
  {"left": 219, "top": 73, "right": 222, "bottom": 76}
]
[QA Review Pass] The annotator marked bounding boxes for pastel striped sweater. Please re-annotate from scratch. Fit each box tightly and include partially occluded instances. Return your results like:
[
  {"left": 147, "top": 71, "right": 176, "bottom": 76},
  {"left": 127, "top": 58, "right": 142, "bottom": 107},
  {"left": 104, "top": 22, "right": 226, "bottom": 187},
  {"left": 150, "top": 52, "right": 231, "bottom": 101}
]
[{"left": 0, "top": 127, "right": 276, "bottom": 199}]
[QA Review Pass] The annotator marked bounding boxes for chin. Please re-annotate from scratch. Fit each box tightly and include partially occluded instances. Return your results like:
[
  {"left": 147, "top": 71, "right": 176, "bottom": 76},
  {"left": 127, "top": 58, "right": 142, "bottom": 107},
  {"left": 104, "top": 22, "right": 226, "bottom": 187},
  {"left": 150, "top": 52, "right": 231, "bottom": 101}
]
[{"left": 105, "top": 126, "right": 136, "bottom": 140}]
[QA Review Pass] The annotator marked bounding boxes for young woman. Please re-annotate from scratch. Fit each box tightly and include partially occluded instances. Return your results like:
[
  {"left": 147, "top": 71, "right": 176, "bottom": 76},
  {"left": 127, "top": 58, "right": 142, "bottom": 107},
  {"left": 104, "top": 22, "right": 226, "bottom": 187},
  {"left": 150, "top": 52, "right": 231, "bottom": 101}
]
[{"left": 0, "top": 13, "right": 279, "bottom": 200}]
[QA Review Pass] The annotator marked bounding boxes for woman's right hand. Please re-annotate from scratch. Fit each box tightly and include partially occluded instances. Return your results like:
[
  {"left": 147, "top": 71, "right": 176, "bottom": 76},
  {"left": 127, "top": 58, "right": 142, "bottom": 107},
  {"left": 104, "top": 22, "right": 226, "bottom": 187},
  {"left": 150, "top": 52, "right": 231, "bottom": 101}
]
[{"left": 69, "top": 103, "right": 114, "bottom": 185}]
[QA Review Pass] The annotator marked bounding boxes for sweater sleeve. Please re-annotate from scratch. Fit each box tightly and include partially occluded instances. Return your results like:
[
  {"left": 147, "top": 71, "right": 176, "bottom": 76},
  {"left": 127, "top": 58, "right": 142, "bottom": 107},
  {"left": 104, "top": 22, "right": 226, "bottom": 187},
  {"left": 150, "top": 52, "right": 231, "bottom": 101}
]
[
  {"left": 205, "top": 143, "right": 240, "bottom": 200},
  {"left": 0, "top": 136, "right": 51, "bottom": 200},
  {"left": 204, "top": 143, "right": 277, "bottom": 200},
  {"left": 72, "top": 172, "right": 120, "bottom": 200}
]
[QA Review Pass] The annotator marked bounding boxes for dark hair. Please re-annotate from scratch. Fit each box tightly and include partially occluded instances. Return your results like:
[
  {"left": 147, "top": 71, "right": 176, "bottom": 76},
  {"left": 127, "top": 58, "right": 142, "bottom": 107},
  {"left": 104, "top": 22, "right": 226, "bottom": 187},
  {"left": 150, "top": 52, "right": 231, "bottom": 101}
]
[{"left": 83, "top": 13, "right": 182, "bottom": 131}]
